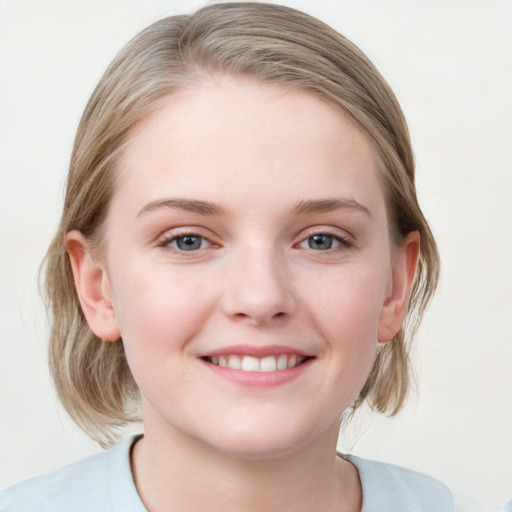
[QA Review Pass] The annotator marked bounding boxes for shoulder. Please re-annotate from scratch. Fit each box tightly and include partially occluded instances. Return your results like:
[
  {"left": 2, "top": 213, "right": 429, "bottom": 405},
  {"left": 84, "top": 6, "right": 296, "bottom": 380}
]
[
  {"left": 0, "top": 436, "right": 144, "bottom": 512},
  {"left": 346, "top": 455, "right": 454, "bottom": 512},
  {"left": 0, "top": 448, "right": 110, "bottom": 511}
]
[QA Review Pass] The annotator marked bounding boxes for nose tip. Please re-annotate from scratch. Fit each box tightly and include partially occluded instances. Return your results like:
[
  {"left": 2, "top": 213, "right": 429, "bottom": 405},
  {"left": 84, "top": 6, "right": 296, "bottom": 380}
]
[{"left": 221, "top": 256, "right": 296, "bottom": 325}]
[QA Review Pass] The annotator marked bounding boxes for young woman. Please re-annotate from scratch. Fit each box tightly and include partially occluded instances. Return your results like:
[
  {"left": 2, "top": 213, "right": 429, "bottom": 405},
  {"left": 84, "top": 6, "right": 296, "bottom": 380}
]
[{"left": 1, "top": 3, "right": 457, "bottom": 510}]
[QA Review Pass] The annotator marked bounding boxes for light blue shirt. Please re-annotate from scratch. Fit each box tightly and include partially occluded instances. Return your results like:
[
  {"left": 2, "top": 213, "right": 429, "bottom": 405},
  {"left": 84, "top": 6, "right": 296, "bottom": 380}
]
[{"left": 0, "top": 436, "right": 455, "bottom": 511}]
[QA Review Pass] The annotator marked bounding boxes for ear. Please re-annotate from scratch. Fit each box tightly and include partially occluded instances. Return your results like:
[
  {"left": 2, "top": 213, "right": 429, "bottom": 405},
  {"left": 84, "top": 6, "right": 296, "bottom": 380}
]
[
  {"left": 66, "top": 230, "right": 121, "bottom": 341},
  {"left": 377, "top": 231, "right": 420, "bottom": 343}
]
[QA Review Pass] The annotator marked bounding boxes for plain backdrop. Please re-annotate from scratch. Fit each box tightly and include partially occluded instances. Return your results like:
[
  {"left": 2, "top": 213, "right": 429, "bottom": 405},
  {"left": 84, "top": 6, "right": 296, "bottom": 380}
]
[{"left": 1, "top": 0, "right": 511, "bottom": 509}]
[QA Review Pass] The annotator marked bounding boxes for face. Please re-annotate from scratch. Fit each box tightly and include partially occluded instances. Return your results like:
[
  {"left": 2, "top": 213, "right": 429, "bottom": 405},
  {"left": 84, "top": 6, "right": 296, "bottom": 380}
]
[{"left": 76, "top": 77, "right": 414, "bottom": 459}]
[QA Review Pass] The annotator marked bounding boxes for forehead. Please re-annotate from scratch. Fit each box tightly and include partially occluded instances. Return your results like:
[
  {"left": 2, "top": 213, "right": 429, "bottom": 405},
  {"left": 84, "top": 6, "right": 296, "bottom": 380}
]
[{"left": 114, "top": 76, "right": 384, "bottom": 217}]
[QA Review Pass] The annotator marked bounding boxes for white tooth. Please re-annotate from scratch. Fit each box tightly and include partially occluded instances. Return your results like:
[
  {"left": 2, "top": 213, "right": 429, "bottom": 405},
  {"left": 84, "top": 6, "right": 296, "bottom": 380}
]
[
  {"left": 227, "top": 355, "right": 242, "bottom": 370},
  {"left": 211, "top": 356, "right": 219, "bottom": 365},
  {"left": 260, "top": 356, "right": 277, "bottom": 372},
  {"left": 287, "top": 355, "right": 297, "bottom": 369},
  {"left": 219, "top": 356, "right": 228, "bottom": 367},
  {"left": 241, "top": 355, "right": 260, "bottom": 372},
  {"left": 277, "top": 354, "right": 288, "bottom": 370}
]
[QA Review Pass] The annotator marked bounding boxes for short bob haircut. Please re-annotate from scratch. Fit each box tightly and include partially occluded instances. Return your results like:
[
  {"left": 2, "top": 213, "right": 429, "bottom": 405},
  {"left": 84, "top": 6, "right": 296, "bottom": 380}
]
[{"left": 44, "top": 2, "right": 439, "bottom": 446}]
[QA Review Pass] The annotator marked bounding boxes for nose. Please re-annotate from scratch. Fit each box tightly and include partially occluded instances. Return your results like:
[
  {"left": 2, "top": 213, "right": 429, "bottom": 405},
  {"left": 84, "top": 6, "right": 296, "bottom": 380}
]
[{"left": 221, "top": 246, "right": 296, "bottom": 325}]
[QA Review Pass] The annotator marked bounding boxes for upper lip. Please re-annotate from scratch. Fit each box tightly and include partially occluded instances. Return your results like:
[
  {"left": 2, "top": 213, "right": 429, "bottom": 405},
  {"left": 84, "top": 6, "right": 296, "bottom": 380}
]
[{"left": 197, "top": 344, "right": 313, "bottom": 358}]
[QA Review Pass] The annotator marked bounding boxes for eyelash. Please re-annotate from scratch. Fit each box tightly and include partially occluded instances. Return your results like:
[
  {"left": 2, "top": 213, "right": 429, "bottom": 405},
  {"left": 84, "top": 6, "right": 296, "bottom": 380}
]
[
  {"left": 158, "top": 230, "right": 214, "bottom": 253},
  {"left": 157, "top": 228, "right": 354, "bottom": 254}
]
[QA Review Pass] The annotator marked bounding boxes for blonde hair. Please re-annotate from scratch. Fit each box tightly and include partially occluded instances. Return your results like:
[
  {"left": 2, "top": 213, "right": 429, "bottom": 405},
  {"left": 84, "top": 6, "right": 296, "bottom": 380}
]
[{"left": 44, "top": 2, "right": 440, "bottom": 446}]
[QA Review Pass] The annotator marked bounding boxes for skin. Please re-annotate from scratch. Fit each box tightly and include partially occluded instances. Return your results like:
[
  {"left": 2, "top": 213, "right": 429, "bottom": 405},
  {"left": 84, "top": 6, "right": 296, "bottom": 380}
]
[{"left": 67, "top": 76, "right": 419, "bottom": 512}]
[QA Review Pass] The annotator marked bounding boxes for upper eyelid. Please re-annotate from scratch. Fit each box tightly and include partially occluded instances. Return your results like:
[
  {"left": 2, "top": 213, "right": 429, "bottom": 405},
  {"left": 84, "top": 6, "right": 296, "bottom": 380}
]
[
  {"left": 297, "top": 226, "right": 354, "bottom": 242},
  {"left": 157, "top": 229, "right": 214, "bottom": 248},
  {"left": 158, "top": 226, "right": 215, "bottom": 241},
  {"left": 297, "top": 233, "right": 352, "bottom": 248}
]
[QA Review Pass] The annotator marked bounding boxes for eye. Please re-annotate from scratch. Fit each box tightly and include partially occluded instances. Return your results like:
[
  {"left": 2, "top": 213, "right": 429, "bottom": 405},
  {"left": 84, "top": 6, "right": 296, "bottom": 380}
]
[
  {"left": 298, "top": 232, "right": 352, "bottom": 251},
  {"left": 165, "top": 234, "right": 211, "bottom": 252}
]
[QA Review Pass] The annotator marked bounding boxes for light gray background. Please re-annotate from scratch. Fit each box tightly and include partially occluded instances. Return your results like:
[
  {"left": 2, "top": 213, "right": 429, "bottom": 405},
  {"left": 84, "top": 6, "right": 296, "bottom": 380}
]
[{"left": 1, "top": 1, "right": 511, "bottom": 509}]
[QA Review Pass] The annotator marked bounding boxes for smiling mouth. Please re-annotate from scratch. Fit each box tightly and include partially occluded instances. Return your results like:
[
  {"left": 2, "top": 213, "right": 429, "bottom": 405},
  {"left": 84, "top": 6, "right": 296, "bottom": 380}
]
[{"left": 203, "top": 354, "right": 310, "bottom": 372}]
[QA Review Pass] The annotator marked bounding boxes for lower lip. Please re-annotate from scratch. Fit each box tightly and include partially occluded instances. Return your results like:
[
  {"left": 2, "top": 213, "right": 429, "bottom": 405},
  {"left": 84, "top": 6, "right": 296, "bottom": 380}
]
[{"left": 199, "top": 358, "right": 313, "bottom": 388}]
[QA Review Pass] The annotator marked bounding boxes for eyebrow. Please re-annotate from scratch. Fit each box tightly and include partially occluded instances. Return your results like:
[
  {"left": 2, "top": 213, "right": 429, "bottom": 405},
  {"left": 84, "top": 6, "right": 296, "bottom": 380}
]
[
  {"left": 290, "top": 198, "right": 371, "bottom": 217},
  {"left": 137, "top": 198, "right": 228, "bottom": 217},
  {"left": 136, "top": 196, "right": 371, "bottom": 218}
]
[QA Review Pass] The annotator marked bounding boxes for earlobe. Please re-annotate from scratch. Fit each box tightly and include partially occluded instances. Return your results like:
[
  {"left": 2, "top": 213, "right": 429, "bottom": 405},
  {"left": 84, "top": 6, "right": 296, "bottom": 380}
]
[
  {"left": 66, "top": 230, "right": 121, "bottom": 342},
  {"left": 377, "top": 231, "right": 420, "bottom": 343}
]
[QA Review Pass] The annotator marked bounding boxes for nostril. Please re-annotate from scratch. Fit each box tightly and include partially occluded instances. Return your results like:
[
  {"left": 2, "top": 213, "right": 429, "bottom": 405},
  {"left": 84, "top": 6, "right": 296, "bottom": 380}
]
[{"left": 222, "top": 291, "right": 295, "bottom": 323}]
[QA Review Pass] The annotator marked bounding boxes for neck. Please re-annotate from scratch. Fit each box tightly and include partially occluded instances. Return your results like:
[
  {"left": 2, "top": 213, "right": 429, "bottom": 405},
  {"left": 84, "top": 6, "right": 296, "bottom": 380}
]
[{"left": 131, "top": 420, "right": 361, "bottom": 512}]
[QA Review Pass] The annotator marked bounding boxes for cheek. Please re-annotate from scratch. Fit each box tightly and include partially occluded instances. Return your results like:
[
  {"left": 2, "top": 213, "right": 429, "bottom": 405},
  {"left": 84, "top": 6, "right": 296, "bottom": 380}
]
[
  {"left": 306, "top": 264, "right": 389, "bottom": 339},
  {"left": 109, "top": 262, "right": 216, "bottom": 367},
  {"left": 303, "top": 263, "right": 390, "bottom": 386}
]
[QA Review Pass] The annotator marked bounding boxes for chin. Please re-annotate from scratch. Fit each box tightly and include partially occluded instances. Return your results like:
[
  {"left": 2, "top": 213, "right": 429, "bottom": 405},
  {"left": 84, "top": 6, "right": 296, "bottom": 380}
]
[{"left": 202, "top": 418, "right": 331, "bottom": 461}]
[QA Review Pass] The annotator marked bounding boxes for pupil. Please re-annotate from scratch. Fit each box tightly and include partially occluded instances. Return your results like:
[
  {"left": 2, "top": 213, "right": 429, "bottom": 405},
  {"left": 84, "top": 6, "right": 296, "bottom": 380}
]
[
  {"left": 177, "top": 236, "right": 201, "bottom": 251},
  {"left": 309, "top": 234, "right": 332, "bottom": 250}
]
